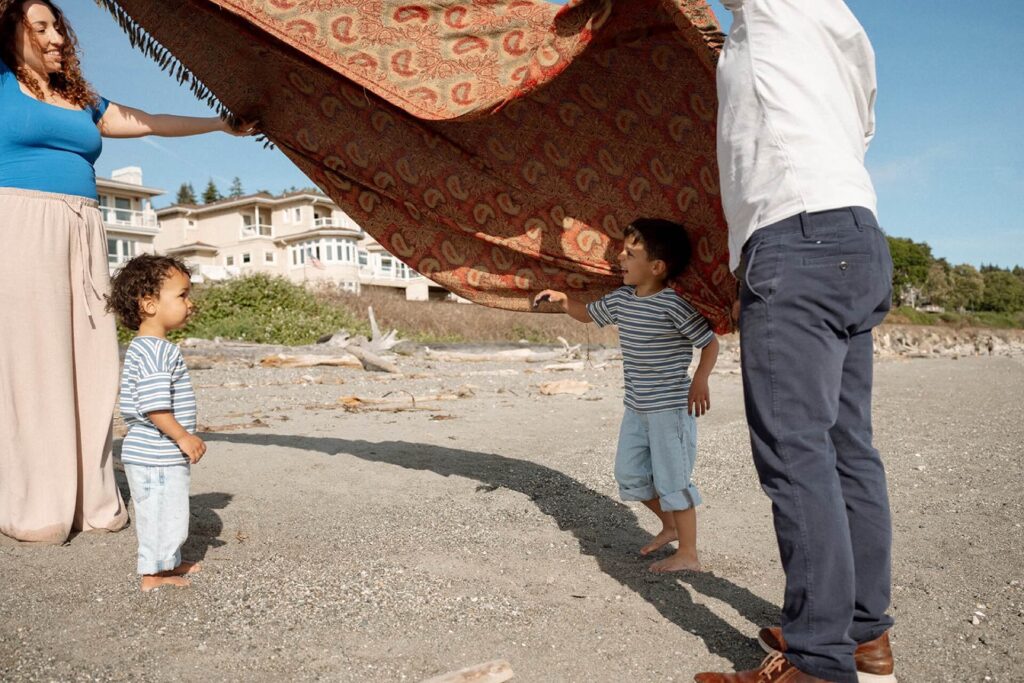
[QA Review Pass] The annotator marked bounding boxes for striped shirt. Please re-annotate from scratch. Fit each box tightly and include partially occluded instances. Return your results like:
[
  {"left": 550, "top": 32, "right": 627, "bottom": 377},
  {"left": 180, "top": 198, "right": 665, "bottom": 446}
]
[
  {"left": 587, "top": 287, "right": 715, "bottom": 412},
  {"left": 119, "top": 337, "right": 196, "bottom": 467}
]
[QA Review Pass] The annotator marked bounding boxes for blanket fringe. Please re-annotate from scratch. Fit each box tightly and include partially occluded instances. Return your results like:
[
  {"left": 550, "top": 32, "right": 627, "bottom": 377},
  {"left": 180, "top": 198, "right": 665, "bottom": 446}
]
[{"left": 94, "top": 0, "right": 274, "bottom": 148}]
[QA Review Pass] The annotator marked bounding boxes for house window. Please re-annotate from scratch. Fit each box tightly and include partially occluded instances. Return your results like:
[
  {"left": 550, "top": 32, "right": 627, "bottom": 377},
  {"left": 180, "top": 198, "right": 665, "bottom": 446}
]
[
  {"left": 241, "top": 214, "right": 272, "bottom": 238},
  {"left": 357, "top": 250, "right": 368, "bottom": 267},
  {"left": 380, "top": 255, "right": 394, "bottom": 275},
  {"left": 293, "top": 207, "right": 302, "bottom": 222},
  {"left": 106, "top": 238, "right": 135, "bottom": 265},
  {"left": 264, "top": 251, "right": 275, "bottom": 264},
  {"left": 113, "top": 197, "right": 132, "bottom": 223},
  {"left": 242, "top": 253, "right": 252, "bottom": 264},
  {"left": 225, "top": 255, "right": 235, "bottom": 266},
  {"left": 290, "top": 245, "right": 310, "bottom": 267}
]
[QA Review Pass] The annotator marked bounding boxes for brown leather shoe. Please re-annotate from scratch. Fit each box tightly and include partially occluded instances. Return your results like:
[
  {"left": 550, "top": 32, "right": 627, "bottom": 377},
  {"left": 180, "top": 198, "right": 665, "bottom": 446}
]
[
  {"left": 693, "top": 652, "right": 829, "bottom": 682},
  {"left": 757, "top": 628, "right": 897, "bottom": 683}
]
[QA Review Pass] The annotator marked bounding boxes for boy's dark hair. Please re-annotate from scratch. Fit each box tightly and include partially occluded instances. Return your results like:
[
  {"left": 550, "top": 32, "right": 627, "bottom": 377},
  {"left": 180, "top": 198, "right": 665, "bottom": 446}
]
[
  {"left": 106, "top": 254, "right": 192, "bottom": 330},
  {"left": 624, "top": 218, "right": 693, "bottom": 281}
]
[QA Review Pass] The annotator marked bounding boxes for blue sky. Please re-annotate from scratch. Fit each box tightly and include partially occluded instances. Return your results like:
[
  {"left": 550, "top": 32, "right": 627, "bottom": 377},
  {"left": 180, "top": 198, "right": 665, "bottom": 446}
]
[{"left": 63, "top": 1, "right": 1023, "bottom": 268}]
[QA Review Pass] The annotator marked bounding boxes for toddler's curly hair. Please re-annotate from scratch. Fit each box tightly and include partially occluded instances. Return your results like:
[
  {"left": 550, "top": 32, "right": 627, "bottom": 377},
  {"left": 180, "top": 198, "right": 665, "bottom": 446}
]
[{"left": 106, "top": 254, "right": 192, "bottom": 330}]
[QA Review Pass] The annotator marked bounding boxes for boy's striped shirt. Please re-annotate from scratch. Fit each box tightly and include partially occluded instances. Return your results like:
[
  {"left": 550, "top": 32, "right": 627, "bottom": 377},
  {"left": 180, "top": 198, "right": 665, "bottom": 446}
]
[
  {"left": 587, "top": 286, "right": 715, "bottom": 412},
  {"left": 119, "top": 336, "right": 196, "bottom": 467}
]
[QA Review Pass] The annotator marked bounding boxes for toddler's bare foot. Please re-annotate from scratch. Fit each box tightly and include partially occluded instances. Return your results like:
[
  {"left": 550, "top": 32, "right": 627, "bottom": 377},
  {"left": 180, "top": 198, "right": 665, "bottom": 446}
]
[
  {"left": 140, "top": 575, "right": 190, "bottom": 592},
  {"left": 169, "top": 561, "right": 202, "bottom": 576},
  {"left": 649, "top": 550, "right": 702, "bottom": 573},
  {"left": 640, "top": 526, "right": 678, "bottom": 556}
]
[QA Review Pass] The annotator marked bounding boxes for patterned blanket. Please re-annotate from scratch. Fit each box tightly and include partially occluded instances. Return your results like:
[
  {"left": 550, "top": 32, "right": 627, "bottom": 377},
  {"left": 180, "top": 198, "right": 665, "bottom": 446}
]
[{"left": 100, "top": 0, "right": 736, "bottom": 332}]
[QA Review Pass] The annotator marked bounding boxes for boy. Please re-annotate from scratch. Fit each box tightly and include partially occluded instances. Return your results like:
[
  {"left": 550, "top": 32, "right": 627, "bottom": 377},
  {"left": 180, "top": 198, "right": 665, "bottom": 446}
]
[
  {"left": 534, "top": 218, "right": 718, "bottom": 572},
  {"left": 107, "top": 254, "right": 205, "bottom": 591}
]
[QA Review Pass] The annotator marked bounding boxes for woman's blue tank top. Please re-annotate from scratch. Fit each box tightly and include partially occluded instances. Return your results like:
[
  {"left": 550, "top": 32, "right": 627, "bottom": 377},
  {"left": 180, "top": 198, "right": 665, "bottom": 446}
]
[{"left": 0, "top": 57, "right": 108, "bottom": 199}]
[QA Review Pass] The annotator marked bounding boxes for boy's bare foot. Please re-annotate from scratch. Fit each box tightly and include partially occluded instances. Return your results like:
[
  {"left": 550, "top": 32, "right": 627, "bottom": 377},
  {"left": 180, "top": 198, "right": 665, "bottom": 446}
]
[
  {"left": 140, "top": 575, "right": 190, "bottom": 592},
  {"left": 169, "top": 561, "right": 202, "bottom": 576},
  {"left": 640, "top": 527, "right": 678, "bottom": 556},
  {"left": 649, "top": 551, "right": 702, "bottom": 573}
]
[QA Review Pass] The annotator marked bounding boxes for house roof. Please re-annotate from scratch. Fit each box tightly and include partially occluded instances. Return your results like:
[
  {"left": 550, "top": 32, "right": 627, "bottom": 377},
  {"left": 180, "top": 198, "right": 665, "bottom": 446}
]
[
  {"left": 96, "top": 176, "right": 164, "bottom": 197},
  {"left": 157, "top": 189, "right": 335, "bottom": 217},
  {"left": 165, "top": 241, "right": 220, "bottom": 255}
]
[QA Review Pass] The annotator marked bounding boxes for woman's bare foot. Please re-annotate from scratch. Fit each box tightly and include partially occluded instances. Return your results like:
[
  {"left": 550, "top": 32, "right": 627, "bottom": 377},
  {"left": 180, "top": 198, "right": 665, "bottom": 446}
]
[
  {"left": 140, "top": 575, "right": 190, "bottom": 592},
  {"left": 640, "top": 526, "right": 678, "bottom": 556},
  {"left": 649, "top": 550, "right": 702, "bottom": 573},
  {"left": 169, "top": 561, "right": 202, "bottom": 576}
]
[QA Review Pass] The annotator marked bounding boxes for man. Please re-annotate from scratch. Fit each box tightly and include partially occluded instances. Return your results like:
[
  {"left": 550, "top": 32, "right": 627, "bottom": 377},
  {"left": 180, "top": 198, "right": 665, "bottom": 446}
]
[{"left": 696, "top": 1, "right": 897, "bottom": 682}]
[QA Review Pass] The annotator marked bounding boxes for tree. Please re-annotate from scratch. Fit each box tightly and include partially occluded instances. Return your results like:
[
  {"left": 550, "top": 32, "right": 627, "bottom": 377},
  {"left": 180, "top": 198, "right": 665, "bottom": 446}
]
[
  {"left": 946, "top": 264, "right": 984, "bottom": 313},
  {"left": 202, "top": 179, "right": 222, "bottom": 204},
  {"left": 228, "top": 177, "right": 244, "bottom": 198},
  {"left": 887, "top": 236, "right": 933, "bottom": 307},
  {"left": 921, "top": 260, "right": 952, "bottom": 308},
  {"left": 175, "top": 182, "right": 197, "bottom": 205},
  {"left": 980, "top": 268, "right": 1024, "bottom": 313}
]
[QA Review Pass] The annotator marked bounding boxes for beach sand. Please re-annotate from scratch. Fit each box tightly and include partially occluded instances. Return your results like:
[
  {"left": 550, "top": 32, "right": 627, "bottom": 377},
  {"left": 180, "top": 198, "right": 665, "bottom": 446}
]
[{"left": 2, "top": 346, "right": 1022, "bottom": 681}]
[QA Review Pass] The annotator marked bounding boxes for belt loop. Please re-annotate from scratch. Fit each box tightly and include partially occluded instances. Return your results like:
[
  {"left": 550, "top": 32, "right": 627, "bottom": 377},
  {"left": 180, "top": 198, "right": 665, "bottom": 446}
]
[
  {"left": 799, "top": 212, "right": 811, "bottom": 239},
  {"left": 850, "top": 207, "right": 865, "bottom": 232}
]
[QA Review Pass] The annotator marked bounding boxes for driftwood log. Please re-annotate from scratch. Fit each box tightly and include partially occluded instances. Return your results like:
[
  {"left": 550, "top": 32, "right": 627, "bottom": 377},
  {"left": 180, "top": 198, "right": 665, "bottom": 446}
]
[
  {"left": 419, "top": 659, "right": 513, "bottom": 683},
  {"left": 425, "top": 337, "right": 581, "bottom": 364},
  {"left": 313, "top": 306, "right": 403, "bottom": 373}
]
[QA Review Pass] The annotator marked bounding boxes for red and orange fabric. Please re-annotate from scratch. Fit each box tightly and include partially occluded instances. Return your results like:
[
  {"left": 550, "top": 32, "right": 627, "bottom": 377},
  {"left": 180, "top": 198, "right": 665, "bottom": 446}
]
[{"left": 101, "top": 0, "right": 736, "bottom": 332}]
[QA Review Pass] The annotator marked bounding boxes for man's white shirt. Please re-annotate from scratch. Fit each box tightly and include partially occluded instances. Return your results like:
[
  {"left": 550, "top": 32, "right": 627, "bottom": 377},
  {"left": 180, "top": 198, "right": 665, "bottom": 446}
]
[{"left": 716, "top": 0, "right": 878, "bottom": 273}]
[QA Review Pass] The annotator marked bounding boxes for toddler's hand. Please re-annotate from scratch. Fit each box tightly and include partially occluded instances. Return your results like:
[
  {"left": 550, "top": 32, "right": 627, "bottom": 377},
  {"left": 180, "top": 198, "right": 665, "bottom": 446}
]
[
  {"left": 688, "top": 378, "right": 711, "bottom": 417},
  {"left": 177, "top": 433, "right": 207, "bottom": 464}
]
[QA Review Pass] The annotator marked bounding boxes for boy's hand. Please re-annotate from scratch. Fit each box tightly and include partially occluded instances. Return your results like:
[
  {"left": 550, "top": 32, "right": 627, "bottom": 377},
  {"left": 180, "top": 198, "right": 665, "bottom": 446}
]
[
  {"left": 532, "top": 289, "right": 567, "bottom": 311},
  {"left": 688, "top": 377, "right": 711, "bottom": 417},
  {"left": 176, "top": 433, "right": 207, "bottom": 464}
]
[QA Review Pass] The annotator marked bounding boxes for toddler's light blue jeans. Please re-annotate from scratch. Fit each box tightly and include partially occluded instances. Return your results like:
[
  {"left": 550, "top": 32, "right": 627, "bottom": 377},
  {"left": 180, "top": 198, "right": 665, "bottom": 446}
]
[
  {"left": 123, "top": 464, "right": 190, "bottom": 575},
  {"left": 614, "top": 407, "right": 701, "bottom": 512}
]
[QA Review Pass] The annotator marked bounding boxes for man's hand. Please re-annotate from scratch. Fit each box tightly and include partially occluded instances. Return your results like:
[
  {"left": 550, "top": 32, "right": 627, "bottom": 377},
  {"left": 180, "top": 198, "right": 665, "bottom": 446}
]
[
  {"left": 688, "top": 377, "right": 711, "bottom": 417},
  {"left": 176, "top": 433, "right": 207, "bottom": 464}
]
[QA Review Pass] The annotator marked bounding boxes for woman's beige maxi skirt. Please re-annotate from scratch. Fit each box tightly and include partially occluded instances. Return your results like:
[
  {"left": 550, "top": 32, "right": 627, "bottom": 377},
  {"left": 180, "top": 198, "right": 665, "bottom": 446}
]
[{"left": 0, "top": 188, "right": 128, "bottom": 542}]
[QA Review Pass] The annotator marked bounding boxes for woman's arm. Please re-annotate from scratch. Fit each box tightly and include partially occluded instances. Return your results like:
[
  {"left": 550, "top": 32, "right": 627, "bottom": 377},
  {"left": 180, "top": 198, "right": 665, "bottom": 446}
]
[{"left": 98, "top": 102, "right": 256, "bottom": 139}]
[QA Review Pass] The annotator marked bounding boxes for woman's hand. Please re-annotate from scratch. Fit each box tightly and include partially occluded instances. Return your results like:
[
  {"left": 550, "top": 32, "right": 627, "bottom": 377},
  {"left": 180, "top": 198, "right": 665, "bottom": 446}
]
[{"left": 222, "top": 117, "right": 259, "bottom": 137}]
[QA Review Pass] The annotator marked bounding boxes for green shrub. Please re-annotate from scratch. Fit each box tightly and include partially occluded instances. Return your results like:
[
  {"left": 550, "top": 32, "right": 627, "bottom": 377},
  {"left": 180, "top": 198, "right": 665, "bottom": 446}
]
[
  {"left": 117, "top": 274, "right": 367, "bottom": 346},
  {"left": 885, "top": 306, "right": 936, "bottom": 325}
]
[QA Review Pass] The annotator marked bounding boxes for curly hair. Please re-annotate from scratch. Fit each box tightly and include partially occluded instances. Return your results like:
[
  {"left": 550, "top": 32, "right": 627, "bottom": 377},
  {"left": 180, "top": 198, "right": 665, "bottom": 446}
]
[
  {"left": 0, "top": 0, "right": 99, "bottom": 110},
  {"left": 106, "top": 254, "right": 193, "bottom": 331}
]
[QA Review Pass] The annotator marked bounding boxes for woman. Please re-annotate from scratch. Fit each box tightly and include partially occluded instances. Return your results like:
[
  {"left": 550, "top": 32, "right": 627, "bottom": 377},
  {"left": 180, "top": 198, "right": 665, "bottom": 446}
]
[{"left": 0, "top": 0, "right": 254, "bottom": 543}]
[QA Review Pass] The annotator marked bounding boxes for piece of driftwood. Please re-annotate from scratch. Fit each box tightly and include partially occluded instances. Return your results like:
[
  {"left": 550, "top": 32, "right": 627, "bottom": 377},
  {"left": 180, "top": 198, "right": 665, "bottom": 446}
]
[
  {"left": 426, "top": 337, "right": 581, "bottom": 364},
  {"left": 198, "top": 419, "right": 269, "bottom": 433},
  {"left": 344, "top": 344, "right": 400, "bottom": 373},
  {"left": 259, "top": 353, "right": 361, "bottom": 369},
  {"left": 538, "top": 380, "right": 590, "bottom": 396},
  {"left": 318, "top": 307, "right": 403, "bottom": 372},
  {"left": 419, "top": 659, "right": 513, "bottom": 683},
  {"left": 337, "top": 386, "right": 474, "bottom": 411},
  {"left": 543, "top": 361, "right": 585, "bottom": 372},
  {"left": 367, "top": 306, "right": 401, "bottom": 352}
]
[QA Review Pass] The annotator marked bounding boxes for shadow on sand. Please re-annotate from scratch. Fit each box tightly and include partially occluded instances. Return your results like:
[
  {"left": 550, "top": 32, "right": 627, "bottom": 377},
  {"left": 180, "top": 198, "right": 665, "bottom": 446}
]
[{"left": 203, "top": 432, "right": 775, "bottom": 670}]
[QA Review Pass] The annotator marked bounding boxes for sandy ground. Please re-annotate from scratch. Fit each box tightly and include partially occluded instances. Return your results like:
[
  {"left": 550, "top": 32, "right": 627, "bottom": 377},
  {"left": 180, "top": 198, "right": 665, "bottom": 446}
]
[{"left": 1, "top": 343, "right": 1022, "bottom": 682}]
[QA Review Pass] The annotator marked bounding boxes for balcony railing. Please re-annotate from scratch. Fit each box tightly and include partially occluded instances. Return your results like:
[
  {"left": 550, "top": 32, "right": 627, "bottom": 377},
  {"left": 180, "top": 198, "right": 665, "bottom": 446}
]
[
  {"left": 100, "top": 207, "right": 158, "bottom": 230},
  {"left": 313, "top": 217, "right": 335, "bottom": 228},
  {"left": 241, "top": 224, "right": 273, "bottom": 238}
]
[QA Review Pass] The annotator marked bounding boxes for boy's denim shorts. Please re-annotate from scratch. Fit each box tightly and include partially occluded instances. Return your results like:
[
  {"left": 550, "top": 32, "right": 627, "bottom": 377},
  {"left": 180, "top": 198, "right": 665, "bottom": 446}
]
[
  {"left": 123, "top": 464, "right": 190, "bottom": 575},
  {"left": 615, "top": 407, "right": 702, "bottom": 512}
]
